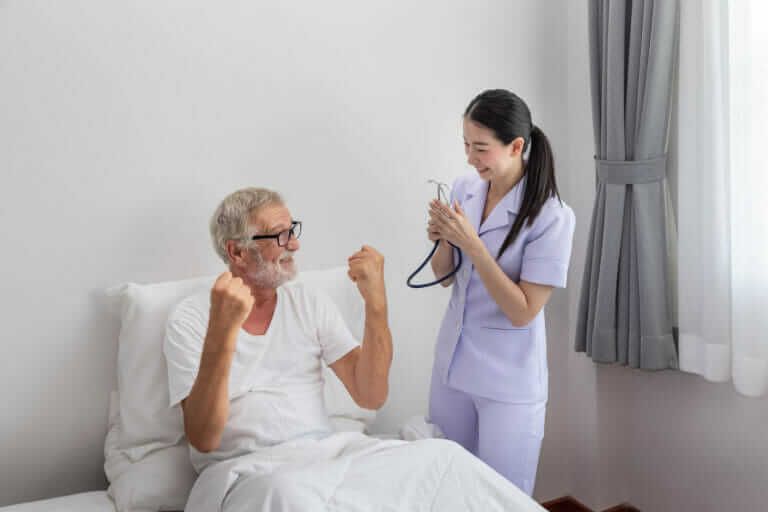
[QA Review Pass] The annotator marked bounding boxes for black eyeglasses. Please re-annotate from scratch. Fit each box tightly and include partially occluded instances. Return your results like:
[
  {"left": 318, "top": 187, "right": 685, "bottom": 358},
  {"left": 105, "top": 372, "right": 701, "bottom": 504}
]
[{"left": 249, "top": 221, "right": 302, "bottom": 247}]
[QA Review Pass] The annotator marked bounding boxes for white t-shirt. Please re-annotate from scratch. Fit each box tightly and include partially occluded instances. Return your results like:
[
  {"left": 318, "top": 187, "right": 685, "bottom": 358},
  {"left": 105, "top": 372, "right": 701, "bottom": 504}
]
[{"left": 163, "top": 281, "right": 360, "bottom": 472}]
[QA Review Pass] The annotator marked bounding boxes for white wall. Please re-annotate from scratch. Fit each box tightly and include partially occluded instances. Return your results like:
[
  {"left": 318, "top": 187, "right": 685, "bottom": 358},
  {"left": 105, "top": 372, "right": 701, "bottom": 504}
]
[
  {"left": 0, "top": 0, "right": 573, "bottom": 505},
  {"left": 562, "top": 2, "right": 768, "bottom": 511}
]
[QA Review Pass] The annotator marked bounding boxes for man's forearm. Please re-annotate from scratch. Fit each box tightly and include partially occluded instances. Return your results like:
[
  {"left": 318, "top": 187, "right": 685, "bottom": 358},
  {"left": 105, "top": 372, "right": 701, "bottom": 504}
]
[
  {"left": 354, "top": 303, "right": 393, "bottom": 409},
  {"left": 182, "top": 329, "right": 237, "bottom": 452}
]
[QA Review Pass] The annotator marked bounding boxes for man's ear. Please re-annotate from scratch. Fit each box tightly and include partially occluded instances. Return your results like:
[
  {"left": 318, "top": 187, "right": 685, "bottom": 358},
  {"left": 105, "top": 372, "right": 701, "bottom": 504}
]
[{"left": 225, "top": 239, "right": 249, "bottom": 268}]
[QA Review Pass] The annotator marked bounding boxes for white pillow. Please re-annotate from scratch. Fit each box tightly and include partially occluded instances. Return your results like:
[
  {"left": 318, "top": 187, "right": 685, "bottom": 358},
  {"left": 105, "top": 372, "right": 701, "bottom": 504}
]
[
  {"left": 108, "top": 275, "right": 216, "bottom": 460},
  {"left": 104, "top": 267, "right": 373, "bottom": 511},
  {"left": 105, "top": 392, "right": 195, "bottom": 512}
]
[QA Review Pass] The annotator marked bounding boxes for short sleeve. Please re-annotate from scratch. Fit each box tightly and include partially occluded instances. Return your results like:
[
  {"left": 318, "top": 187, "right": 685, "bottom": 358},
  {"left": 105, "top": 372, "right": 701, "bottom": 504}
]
[
  {"left": 163, "top": 296, "right": 207, "bottom": 407},
  {"left": 519, "top": 202, "right": 576, "bottom": 288},
  {"left": 313, "top": 289, "right": 360, "bottom": 365}
]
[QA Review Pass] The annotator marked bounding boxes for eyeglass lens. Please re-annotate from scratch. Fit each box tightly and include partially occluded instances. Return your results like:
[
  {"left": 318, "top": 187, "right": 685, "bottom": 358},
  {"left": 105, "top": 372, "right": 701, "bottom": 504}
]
[{"left": 278, "top": 222, "right": 301, "bottom": 246}]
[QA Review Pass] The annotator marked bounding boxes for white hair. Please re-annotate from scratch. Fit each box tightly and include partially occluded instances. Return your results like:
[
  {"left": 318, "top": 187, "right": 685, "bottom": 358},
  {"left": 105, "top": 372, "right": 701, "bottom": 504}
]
[{"left": 210, "top": 187, "right": 284, "bottom": 265}]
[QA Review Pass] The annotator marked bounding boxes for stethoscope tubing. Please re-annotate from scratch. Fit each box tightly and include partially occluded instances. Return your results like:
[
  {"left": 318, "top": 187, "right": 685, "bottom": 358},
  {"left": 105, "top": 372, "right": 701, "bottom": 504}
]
[{"left": 406, "top": 240, "right": 462, "bottom": 288}]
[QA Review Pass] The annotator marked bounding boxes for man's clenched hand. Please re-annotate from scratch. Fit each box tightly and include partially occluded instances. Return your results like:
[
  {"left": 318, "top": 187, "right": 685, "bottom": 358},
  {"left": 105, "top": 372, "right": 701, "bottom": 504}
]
[
  {"left": 347, "top": 246, "right": 387, "bottom": 312},
  {"left": 208, "top": 272, "right": 254, "bottom": 346}
]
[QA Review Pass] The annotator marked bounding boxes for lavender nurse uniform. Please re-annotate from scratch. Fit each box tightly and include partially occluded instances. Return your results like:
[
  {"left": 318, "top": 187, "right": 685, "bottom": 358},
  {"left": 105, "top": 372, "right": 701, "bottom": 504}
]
[{"left": 429, "top": 172, "right": 575, "bottom": 496}]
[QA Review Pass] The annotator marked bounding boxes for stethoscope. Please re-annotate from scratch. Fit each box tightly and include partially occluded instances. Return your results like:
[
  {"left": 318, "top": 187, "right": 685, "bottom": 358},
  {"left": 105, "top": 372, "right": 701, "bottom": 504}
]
[{"left": 406, "top": 179, "right": 463, "bottom": 288}]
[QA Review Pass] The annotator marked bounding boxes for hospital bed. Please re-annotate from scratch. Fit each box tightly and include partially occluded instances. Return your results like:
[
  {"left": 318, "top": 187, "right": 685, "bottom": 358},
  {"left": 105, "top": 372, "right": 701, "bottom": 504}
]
[{"left": 0, "top": 268, "right": 545, "bottom": 512}]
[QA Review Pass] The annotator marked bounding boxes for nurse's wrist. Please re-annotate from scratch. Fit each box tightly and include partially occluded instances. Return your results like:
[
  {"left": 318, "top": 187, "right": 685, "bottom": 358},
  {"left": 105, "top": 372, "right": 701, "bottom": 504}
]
[{"left": 464, "top": 236, "right": 487, "bottom": 260}]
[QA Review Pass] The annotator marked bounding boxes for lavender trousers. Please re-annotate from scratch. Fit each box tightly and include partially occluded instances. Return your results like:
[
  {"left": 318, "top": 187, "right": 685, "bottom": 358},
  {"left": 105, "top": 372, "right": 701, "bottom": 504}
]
[{"left": 428, "top": 370, "right": 546, "bottom": 496}]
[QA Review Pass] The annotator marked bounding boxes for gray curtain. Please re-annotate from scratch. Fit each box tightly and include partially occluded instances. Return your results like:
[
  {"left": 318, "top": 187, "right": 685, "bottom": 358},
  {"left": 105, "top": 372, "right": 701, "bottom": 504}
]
[{"left": 575, "top": 0, "right": 679, "bottom": 370}]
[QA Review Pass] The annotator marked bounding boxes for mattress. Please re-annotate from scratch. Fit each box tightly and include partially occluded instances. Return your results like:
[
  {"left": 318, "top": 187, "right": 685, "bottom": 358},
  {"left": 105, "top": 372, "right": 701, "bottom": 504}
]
[
  {"left": 0, "top": 424, "right": 434, "bottom": 511},
  {"left": 0, "top": 492, "right": 114, "bottom": 512}
]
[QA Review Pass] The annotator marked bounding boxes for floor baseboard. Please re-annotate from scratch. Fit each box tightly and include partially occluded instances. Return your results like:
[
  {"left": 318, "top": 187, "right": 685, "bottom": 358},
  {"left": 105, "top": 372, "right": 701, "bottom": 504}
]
[
  {"left": 541, "top": 496, "right": 592, "bottom": 512},
  {"left": 541, "top": 496, "right": 641, "bottom": 512}
]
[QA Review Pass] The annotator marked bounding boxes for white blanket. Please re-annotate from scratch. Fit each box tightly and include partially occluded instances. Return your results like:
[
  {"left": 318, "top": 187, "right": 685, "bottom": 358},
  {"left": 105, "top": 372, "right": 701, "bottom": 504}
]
[{"left": 185, "top": 432, "right": 545, "bottom": 512}]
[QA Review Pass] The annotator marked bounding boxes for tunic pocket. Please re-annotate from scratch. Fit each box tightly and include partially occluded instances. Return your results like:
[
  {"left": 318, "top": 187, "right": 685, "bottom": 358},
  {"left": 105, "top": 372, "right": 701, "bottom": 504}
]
[{"left": 480, "top": 326, "right": 534, "bottom": 371}]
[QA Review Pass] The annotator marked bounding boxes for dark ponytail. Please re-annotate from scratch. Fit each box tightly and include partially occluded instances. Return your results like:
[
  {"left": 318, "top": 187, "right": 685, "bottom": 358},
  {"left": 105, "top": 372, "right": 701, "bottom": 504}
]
[{"left": 464, "top": 90, "right": 561, "bottom": 259}]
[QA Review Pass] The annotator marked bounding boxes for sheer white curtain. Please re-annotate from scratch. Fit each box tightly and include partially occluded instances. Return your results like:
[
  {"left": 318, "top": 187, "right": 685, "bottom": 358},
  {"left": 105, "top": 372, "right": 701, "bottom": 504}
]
[{"left": 677, "top": 0, "right": 768, "bottom": 397}]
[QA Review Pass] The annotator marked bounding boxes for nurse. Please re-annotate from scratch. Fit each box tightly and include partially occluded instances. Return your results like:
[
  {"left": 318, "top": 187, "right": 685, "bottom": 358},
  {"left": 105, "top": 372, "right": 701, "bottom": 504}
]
[{"left": 426, "top": 89, "right": 575, "bottom": 496}]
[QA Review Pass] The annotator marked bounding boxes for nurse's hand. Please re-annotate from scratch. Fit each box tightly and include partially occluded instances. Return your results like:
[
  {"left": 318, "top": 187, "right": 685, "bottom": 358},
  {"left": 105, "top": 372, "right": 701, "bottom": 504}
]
[
  {"left": 426, "top": 217, "right": 443, "bottom": 242},
  {"left": 347, "top": 245, "right": 387, "bottom": 312},
  {"left": 428, "top": 199, "right": 482, "bottom": 253}
]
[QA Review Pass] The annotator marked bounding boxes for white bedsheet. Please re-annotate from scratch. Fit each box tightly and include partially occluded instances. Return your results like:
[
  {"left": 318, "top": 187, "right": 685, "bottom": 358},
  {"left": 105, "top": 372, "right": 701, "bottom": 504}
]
[{"left": 186, "top": 432, "right": 545, "bottom": 512}]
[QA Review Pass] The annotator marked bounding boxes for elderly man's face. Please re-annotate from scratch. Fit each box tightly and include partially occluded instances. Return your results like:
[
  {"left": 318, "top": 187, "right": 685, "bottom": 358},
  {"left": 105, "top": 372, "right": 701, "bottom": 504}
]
[{"left": 244, "top": 203, "right": 299, "bottom": 288}]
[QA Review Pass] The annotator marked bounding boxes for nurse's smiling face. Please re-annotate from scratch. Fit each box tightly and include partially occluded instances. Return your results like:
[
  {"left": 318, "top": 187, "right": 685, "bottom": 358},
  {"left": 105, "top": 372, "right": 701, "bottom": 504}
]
[{"left": 463, "top": 117, "right": 525, "bottom": 182}]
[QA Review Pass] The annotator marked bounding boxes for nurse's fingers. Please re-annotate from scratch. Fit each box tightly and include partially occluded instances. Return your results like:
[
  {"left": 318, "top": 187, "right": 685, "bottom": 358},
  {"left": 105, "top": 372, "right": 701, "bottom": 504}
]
[
  {"left": 429, "top": 199, "right": 451, "bottom": 213},
  {"left": 427, "top": 222, "right": 442, "bottom": 233},
  {"left": 429, "top": 202, "right": 452, "bottom": 217},
  {"left": 431, "top": 209, "right": 453, "bottom": 229},
  {"left": 429, "top": 206, "right": 451, "bottom": 224},
  {"left": 429, "top": 199, "right": 449, "bottom": 210},
  {"left": 428, "top": 216, "right": 444, "bottom": 232}
]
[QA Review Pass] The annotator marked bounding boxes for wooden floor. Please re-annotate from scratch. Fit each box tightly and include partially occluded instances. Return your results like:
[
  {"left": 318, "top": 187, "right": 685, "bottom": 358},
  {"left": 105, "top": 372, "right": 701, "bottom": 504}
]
[{"left": 541, "top": 496, "right": 641, "bottom": 512}]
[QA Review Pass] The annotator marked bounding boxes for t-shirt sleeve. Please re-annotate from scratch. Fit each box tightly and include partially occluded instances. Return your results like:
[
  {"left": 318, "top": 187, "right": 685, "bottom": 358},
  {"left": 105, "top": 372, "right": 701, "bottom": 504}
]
[
  {"left": 163, "top": 298, "right": 207, "bottom": 407},
  {"left": 519, "top": 203, "right": 576, "bottom": 288},
  {"left": 313, "top": 289, "right": 360, "bottom": 366}
]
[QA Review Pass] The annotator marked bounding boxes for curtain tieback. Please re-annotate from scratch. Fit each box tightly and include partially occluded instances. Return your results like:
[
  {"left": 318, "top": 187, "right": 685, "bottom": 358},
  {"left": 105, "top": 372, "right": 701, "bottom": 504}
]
[{"left": 595, "top": 155, "right": 667, "bottom": 184}]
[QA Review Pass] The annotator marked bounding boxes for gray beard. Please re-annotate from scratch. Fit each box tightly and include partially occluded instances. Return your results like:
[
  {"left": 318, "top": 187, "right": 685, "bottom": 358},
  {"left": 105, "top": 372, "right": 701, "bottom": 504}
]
[{"left": 249, "top": 252, "right": 297, "bottom": 288}]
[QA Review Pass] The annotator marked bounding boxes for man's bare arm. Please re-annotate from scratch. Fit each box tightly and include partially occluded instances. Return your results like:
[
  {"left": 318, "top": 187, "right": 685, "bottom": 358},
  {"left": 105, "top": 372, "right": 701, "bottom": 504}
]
[
  {"left": 181, "top": 273, "right": 253, "bottom": 452},
  {"left": 331, "top": 246, "right": 392, "bottom": 409}
]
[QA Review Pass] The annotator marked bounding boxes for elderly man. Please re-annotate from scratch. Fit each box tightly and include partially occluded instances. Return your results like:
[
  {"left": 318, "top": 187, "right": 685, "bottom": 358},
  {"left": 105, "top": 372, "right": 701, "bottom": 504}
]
[
  {"left": 164, "top": 187, "right": 391, "bottom": 463},
  {"left": 164, "top": 187, "right": 542, "bottom": 512}
]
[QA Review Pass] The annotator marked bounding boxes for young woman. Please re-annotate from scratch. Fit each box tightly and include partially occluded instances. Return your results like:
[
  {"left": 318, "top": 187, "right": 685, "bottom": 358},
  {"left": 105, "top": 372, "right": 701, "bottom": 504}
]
[{"left": 426, "top": 89, "right": 575, "bottom": 495}]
